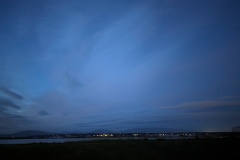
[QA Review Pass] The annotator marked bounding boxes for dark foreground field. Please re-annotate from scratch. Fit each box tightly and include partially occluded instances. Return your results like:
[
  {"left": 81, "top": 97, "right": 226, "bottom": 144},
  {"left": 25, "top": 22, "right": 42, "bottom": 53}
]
[{"left": 0, "top": 138, "right": 239, "bottom": 160}]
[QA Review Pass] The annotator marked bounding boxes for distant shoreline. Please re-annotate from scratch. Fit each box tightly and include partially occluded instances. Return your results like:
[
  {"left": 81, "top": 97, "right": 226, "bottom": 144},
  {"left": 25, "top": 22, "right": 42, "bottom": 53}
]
[{"left": 1, "top": 135, "right": 239, "bottom": 145}]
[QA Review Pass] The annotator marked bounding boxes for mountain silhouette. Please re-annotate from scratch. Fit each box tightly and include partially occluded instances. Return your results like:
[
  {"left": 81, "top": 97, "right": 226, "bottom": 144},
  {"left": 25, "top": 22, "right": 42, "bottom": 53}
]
[{"left": 0, "top": 130, "right": 50, "bottom": 137}]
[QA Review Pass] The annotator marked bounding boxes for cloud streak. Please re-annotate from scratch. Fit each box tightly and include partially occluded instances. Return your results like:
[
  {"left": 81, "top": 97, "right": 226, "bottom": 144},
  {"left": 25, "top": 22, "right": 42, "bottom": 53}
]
[
  {"left": 0, "top": 97, "right": 21, "bottom": 110},
  {"left": 38, "top": 110, "right": 49, "bottom": 116},
  {"left": 0, "top": 87, "right": 24, "bottom": 100},
  {"left": 160, "top": 100, "right": 240, "bottom": 110}
]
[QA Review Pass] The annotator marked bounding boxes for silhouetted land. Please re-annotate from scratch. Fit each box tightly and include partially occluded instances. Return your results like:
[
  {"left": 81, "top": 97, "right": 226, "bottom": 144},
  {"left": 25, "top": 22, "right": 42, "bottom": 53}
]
[{"left": 0, "top": 138, "right": 239, "bottom": 160}]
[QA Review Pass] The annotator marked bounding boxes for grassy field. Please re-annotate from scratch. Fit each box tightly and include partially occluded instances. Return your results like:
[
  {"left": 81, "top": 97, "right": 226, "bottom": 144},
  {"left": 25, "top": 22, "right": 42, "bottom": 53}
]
[{"left": 0, "top": 138, "right": 239, "bottom": 160}]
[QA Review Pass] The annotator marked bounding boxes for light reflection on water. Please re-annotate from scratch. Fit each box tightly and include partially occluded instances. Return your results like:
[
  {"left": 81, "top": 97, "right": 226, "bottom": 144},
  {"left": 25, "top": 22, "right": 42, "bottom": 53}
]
[
  {"left": 0, "top": 138, "right": 141, "bottom": 144},
  {"left": 0, "top": 136, "right": 194, "bottom": 144}
]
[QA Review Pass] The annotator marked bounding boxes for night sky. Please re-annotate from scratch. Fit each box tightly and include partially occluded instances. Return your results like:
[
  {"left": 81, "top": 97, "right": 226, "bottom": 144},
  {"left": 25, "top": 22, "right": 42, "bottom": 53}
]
[{"left": 0, "top": 0, "right": 240, "bottom": 134}]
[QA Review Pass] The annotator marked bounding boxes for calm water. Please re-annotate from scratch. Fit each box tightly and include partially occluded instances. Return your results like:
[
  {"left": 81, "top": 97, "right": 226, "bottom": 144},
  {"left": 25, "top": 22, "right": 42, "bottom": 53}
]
[
  {"left": 0, "top": 136, "right": 194, "bottom": 144},
  {"left": 0, "top": 137, "right": 143, "bottom": 144}
]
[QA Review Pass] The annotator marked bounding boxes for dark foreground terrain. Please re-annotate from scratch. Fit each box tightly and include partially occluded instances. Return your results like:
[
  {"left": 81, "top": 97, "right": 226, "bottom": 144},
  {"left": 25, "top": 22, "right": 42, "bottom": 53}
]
[{"left": 0, "top": 138, "right": 239, "bottom": 160}]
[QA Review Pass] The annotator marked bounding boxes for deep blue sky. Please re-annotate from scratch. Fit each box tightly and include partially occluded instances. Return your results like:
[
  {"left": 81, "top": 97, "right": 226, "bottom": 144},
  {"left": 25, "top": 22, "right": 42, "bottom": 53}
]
[{"left": 0, "top": 0, "right": 240, "bottom": 134}]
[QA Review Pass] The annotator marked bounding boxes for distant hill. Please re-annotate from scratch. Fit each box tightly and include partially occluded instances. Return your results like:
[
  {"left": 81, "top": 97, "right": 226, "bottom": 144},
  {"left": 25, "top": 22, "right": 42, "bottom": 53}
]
[
  {"left": 12, "top": 130, "right": 50, "bottom": 137},
  {"left": 0, "top": 130, "right": 50, "bottom": 138},
  {"left": 0, "top": 127, "right": 192, "bottom": 138},
  {"left": 120, "top": 128, "right": 188, "bottom": 133}
]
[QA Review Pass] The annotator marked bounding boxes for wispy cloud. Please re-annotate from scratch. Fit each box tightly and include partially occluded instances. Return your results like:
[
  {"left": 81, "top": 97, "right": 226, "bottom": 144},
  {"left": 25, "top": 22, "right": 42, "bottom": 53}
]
[
  {"left": 160, "top": 100, "right": 240, "bottom": 109},
  {"left": 0, "top": 87, "right": 24, "bottom": 100},
  {"left": 0, "top": 97, "right": 21, "bottom": 110},
  {"left": 38, "top": 110, "right": 49, "bottom": 116},
  {"left": 63, "top": 72, "right": 82, "bottom": 89}
]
